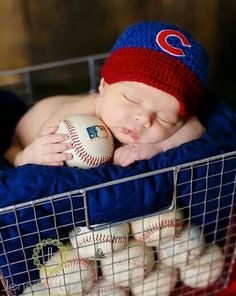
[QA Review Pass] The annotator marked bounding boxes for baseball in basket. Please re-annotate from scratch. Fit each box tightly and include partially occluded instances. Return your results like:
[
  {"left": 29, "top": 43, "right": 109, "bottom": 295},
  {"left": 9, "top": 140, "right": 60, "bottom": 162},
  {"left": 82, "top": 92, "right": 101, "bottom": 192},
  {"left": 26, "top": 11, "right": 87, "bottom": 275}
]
[
  {"left": 180, "top": 243, "right": 224, "bottom": 288},
  {"left": 39, "top": 242, "right": 97, "bottom": 295}
]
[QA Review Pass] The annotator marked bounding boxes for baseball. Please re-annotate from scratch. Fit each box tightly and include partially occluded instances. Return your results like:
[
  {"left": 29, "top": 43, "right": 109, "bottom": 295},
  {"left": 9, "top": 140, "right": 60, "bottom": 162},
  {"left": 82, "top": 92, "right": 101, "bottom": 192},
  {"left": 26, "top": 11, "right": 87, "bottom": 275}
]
[
  {"left": 130, "top": 263, "right": 178, "bottom": 296},
  {"left": 20, "top": 282, "right": 52, "bottom": 296},
  {"left": 69, "top": 223, "right": 129, "bottom": 259},
  {"left": 130, "top": 207, "right": 184, "bottom": 246},
  {"left": 39, "top": 242, "right": 97, "bottom": 295},
  {"left": 180, "top": 243, "right": 224, "bottom": 288},
  {"left": 87, "top": 278, "right": 128, "bottom": 295},
  {"left": 158, "top": 225, "right": 205, "bottom": 268},
  {"left": 57, "top": 114, "right": 114, "bottom": 168},
  {"left": 100, "top": 238, "right": 155, "bottom": 288}
]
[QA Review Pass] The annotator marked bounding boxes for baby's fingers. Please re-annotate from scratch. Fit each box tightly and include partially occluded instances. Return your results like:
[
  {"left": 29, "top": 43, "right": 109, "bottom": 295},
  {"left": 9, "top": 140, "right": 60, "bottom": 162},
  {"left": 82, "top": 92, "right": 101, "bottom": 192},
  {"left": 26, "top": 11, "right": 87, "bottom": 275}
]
[
  {"left": 114, "top": 155, "right": 134, "bottom": 167},
  {"left": 42, "top": 161, "right": 64, "bottom": 166},
  {"left": 41, "top": 133, "right": 69, "bottom": 145},
  {"left": 114, "top": 150, "right": 133, "bottom": 166},
  {"left": 44, "top": 142, "right": 72, "bottom": 153},
  {"left": 43, "top": 152, "right": 72, "bottom": 163},
  {"left": 40, "top": 125, "right": 59, "bottom": 136}
]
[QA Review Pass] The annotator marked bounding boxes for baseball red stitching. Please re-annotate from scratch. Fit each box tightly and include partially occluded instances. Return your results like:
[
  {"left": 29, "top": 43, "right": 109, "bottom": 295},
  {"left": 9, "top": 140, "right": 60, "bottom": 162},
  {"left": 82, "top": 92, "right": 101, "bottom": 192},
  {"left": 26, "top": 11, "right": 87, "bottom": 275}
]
[
  {"left": 135, "top": 219, "right": 182, "bottom": 243},
  {"left": 75, "top": 234, "right": 128, "bottom": 247},
  {"left": 103, "top": 257, "right": 151, "bottom": 278},
  {"left": 42, "top": 258, "right": 96, "bottom": 289},
  {"left": 64, "top": 119, "right": 114, "bottom": 167}
]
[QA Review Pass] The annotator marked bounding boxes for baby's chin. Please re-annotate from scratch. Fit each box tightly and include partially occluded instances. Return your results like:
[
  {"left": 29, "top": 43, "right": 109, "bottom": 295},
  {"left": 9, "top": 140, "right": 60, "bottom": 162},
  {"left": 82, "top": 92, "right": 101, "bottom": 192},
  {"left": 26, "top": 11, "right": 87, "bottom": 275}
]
[
  {"left": 109, "top": 131, "right": 128, "bottom": 144},
  {"left": 114, "top": 135, "right": 134, "bottom": 145}
]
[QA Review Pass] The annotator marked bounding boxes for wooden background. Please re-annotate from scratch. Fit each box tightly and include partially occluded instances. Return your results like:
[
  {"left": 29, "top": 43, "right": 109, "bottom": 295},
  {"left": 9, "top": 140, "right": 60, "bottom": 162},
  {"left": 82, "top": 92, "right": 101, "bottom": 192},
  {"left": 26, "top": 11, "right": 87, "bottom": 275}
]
[{"left": 0, "top": 0, "right": 235, "bottom": 107}]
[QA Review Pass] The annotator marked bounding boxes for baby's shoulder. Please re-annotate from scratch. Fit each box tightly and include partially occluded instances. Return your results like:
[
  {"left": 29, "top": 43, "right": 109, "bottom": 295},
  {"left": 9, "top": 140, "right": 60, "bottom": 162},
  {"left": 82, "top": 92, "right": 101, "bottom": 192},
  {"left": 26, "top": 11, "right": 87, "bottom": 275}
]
[
  {"left": 30, "top": 92, "right": 98, "bottom": 121},
  {"left": 45, "top": 93, "right": 97, "bottom": 105},
  {"left": 32, "top": 93, "right": 90, "bottom": 111},
  {"left": 39, "top": 94, "right": 84, "bottom": 105}
]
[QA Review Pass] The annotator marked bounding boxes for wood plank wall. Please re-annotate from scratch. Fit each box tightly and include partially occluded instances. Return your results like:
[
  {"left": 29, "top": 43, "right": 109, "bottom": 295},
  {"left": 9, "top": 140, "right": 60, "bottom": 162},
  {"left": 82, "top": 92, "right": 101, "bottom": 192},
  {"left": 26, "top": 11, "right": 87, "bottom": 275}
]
[{"left": 0, "top": 0, "right": 235, "bottom": 105}]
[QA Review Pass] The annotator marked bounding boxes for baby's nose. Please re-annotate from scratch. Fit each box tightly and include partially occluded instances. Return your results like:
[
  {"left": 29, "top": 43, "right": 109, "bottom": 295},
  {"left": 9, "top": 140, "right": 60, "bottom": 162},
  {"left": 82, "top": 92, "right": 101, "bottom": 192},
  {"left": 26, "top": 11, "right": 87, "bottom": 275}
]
[{"left": 136, "top": 112, "right": 154, "bottom": 128}]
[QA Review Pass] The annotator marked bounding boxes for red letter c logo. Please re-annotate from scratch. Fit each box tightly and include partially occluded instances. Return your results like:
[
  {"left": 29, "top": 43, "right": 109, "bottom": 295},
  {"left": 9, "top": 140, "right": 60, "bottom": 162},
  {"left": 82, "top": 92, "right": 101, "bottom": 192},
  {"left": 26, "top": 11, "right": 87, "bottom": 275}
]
[{"left": 156, "top": 29, "right": 191, "bottom": 57}]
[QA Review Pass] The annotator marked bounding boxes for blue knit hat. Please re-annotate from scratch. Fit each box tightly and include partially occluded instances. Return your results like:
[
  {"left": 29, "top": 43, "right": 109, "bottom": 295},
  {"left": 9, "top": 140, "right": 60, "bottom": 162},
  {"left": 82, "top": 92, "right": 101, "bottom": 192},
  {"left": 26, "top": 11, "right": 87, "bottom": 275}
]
[{"left": 101, "top": 21, "right": 209, "bottom": 119}]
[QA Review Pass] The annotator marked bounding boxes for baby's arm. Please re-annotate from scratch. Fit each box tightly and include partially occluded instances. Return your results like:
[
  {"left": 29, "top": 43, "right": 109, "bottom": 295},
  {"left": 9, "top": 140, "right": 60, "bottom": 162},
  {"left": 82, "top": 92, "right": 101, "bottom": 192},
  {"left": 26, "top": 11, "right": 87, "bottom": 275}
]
[
  {"left": 4, "top": 94, "right": 96, "bottom": 167},
  {"left": 114, "top": 116, "right": 205, "bottom": 167},
  {"left": 4, "top": 125, "right": 73, "bottom": 167}
]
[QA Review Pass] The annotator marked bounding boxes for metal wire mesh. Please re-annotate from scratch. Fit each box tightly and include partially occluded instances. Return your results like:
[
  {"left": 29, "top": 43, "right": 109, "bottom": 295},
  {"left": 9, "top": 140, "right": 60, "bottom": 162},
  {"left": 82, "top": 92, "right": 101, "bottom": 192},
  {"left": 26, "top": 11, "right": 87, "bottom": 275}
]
[{"left": 0, "top": 55, "right": 235, "bottom": 296}]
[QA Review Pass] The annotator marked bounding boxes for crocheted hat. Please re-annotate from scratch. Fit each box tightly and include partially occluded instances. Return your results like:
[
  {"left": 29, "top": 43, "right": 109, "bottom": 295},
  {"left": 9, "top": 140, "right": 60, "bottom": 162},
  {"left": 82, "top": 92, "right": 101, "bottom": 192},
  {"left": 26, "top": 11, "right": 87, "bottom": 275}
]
[{"left": 101, "top": 21, "right": 209, "bottom": 119}]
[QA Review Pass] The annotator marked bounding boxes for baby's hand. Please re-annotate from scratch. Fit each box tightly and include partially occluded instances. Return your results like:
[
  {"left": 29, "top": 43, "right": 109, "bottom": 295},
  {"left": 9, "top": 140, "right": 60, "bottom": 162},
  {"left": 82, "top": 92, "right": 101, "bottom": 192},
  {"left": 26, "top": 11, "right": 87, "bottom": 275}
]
[
  {"left": 113, "top": 142, "right": 162, "bottom": 167},
  {"left": 15, "top": 125, "right": 72, "bottom": 166}
]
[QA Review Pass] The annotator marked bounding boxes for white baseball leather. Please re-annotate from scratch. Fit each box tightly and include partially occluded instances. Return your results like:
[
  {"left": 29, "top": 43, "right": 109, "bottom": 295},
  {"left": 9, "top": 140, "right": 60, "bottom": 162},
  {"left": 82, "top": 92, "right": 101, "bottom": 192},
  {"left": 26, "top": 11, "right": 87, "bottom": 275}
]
[{"left": 57, "top": 115, "right": 114, "bottom": 168}]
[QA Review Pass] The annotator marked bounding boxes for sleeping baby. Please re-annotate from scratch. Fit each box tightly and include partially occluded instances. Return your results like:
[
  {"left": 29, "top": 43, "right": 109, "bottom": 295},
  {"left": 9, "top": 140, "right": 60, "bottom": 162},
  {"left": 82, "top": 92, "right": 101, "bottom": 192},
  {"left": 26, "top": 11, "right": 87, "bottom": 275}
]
[{"left": 5, "top": 21, "right": 208, "bottom": 167}]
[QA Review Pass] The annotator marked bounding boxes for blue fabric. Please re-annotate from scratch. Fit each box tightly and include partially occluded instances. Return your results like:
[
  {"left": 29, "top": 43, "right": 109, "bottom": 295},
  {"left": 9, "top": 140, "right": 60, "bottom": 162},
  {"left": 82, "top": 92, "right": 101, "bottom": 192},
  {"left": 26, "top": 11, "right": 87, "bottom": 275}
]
[{"left": 0, "top": 93, "right": 235, "bottom": 294}]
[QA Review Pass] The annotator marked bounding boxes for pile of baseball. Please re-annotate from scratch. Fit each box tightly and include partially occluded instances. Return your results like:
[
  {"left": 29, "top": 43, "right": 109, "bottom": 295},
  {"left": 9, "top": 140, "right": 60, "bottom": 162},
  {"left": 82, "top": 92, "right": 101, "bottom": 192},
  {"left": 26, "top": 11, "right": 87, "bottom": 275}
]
[{"left": 21, "top": 208, "right": 224, "bottom": 295}]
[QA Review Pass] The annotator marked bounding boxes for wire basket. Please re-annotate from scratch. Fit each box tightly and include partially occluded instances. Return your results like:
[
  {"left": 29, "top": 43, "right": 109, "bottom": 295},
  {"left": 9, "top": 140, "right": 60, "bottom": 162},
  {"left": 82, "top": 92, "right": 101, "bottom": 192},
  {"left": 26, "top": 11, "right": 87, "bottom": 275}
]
[{"left": 0, "top": 54, "right": 235, "bottom": 296}]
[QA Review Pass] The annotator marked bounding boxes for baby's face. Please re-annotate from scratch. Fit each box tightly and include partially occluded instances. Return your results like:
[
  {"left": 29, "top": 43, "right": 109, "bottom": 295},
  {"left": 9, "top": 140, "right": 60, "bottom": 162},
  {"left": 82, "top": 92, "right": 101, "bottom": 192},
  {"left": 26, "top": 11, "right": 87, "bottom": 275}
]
[{"left": 95, "top": 80, "right": 184, "bottom": 144}]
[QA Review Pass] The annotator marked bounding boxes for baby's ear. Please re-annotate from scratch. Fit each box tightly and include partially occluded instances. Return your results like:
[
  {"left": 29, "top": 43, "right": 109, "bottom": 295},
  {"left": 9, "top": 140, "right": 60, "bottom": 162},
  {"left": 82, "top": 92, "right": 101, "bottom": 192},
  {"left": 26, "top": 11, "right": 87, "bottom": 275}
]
[{"left": 98, "top": 78, "right": 106, "bottom": 94}]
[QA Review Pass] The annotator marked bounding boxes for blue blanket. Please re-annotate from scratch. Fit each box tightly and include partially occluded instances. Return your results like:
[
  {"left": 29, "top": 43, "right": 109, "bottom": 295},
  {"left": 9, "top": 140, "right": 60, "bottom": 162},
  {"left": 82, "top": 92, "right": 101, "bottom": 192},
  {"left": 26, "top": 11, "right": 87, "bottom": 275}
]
[{"left": 0, "top": 92, "right": 236, "bottom": 294}]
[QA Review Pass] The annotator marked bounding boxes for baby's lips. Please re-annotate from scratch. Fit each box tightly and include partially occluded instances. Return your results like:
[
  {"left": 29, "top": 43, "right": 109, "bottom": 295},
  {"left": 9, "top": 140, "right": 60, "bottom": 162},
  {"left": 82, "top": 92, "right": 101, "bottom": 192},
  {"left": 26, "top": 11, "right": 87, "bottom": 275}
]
[{"left": 122, "top": 127, "right": 140, "bottom": 140}]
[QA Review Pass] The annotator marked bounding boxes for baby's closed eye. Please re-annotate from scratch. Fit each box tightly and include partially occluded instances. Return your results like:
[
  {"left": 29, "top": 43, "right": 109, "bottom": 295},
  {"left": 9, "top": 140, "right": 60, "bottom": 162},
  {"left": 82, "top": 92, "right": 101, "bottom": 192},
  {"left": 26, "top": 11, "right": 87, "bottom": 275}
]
[
  {"left": 156, "top": 113, "right": 183, "bottom": 126},
  {"left": 122, "top": 94, "right": 139, "bottom": 104}
]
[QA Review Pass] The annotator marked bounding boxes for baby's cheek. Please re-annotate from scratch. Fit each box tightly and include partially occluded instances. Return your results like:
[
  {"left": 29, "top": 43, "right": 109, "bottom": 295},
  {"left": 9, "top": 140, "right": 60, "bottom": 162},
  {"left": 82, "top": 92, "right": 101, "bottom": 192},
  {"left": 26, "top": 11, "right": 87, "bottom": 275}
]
[{"left": 142, "top": 126, "right": 168, "bottom": 143}]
